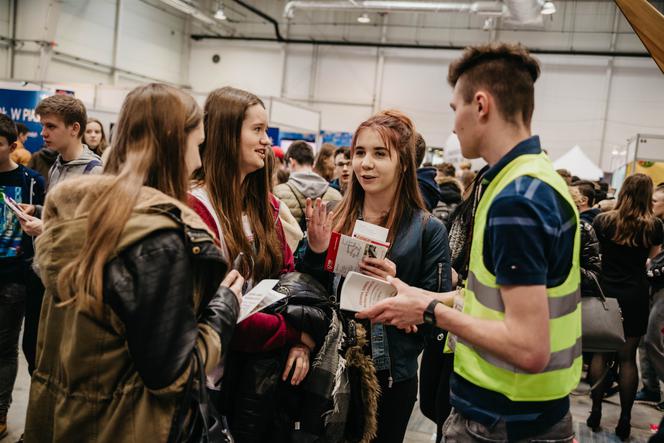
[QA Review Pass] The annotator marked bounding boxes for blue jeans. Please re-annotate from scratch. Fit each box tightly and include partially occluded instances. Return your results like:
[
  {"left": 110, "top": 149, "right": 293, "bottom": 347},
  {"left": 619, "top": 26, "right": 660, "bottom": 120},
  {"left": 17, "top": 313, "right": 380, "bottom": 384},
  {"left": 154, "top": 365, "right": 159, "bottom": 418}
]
[
  {"left": 443, "top": 409, "right": 574, "bottom": 442},
  {"left": 0, "top": 283, "right": 25, "bottom": 417}
]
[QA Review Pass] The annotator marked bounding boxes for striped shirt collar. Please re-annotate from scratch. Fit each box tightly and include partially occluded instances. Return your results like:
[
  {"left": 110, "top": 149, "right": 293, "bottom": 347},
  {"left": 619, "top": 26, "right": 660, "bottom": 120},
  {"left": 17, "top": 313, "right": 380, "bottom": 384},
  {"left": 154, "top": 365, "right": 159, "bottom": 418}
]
[{"left": 482, "top": 135, "right": 542, "bottom": 185}]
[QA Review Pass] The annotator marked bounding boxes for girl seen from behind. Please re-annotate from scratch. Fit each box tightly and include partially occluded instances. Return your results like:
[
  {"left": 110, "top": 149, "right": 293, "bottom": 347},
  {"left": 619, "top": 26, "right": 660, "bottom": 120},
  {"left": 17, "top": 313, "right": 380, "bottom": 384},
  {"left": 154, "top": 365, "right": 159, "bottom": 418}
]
[
  {"left": 24, "top": 83, "right": 243, "bottom": 442},
  {"left": 588, "top": 173, "right": 663, "bottom": 441}
]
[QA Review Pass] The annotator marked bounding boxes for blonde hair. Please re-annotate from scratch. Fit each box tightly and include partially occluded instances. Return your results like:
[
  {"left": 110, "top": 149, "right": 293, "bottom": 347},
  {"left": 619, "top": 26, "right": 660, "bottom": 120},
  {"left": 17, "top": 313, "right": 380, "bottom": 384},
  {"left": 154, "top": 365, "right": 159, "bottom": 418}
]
[{"left": 568, "top": 186, "right": 583, "bottom": 210}]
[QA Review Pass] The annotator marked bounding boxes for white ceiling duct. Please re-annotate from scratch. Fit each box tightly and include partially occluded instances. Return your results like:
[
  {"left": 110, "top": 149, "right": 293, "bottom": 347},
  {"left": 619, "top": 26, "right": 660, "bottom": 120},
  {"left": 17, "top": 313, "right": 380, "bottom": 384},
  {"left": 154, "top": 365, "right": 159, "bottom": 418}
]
[
  {"left": 284, "top": 1, "right": 506, "bottom": 19},
  {"left": 502, "top": 0, "right": 545, "bottom": 26},
  {"left": 284, "top": 0, "right": 553, "bottom": 26},
  {"left": 160, "top": 0, "right": 217, "bottom": 26}
]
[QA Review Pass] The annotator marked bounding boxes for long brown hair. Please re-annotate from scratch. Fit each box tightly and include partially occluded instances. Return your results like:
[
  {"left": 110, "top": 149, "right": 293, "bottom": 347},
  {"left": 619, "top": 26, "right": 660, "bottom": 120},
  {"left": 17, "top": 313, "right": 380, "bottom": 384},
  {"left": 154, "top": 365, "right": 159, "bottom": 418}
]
[
  {"left": 85, "top": 117, "right": 108, "bottom": 156},
  {"left": 58, "top": 83, "right": 202, "bottom": 311},
  {"left": 314, "top": 143, "right": 336, "bottom": 181},
  {"left": 602, "top": 173, "right": 659, "bottom": 247},
  {"left": 332, "top": 110, "right": 425, "bottom": 244},
  {"left": 195, "top": 86, "right": 283, "bottom": 281}
]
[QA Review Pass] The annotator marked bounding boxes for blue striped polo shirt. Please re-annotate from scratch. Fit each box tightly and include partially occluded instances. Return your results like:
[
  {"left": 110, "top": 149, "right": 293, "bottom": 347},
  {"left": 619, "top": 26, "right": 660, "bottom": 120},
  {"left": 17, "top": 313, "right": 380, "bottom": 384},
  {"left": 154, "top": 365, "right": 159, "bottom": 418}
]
[
  {"left": 450, "top": 136, "right": 577, "bottom": 439},
  {"left": 483, "top": 136, "right": 576, "bottom": 287}
]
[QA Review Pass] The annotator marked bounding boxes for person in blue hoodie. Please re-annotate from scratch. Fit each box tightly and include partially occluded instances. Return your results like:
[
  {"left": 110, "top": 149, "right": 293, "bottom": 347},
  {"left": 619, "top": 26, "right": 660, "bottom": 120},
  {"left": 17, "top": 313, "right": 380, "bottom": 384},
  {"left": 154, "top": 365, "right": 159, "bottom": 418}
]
[
  {"left": 414, "top": 133, "right": 442, "bottom": 212},
  {"left": 0, "top": 114, "right": 45, "bottom": 439}
]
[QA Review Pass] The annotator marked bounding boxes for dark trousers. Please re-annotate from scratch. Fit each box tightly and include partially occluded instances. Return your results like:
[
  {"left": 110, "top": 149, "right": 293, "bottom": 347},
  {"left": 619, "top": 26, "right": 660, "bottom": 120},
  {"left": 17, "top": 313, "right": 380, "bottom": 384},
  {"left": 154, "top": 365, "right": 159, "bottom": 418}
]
[
  {"left": 0, "top": 283, "right": 26, "bottom": 418},
  {"left": 21, "top": 269, "right": 44, "bottom": 375},
  {"left": 419, "top": 336, "right": 454, "bottom": 443},
  {"left": 372, "top": 373, "right": 418, "bottom": 443}
]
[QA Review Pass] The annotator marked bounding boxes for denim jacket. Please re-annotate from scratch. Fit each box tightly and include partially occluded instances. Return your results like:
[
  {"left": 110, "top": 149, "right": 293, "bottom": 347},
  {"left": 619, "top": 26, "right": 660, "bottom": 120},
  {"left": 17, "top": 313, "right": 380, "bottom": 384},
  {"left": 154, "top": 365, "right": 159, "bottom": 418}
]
[{"left": 297, "top": 209, "right": 452, "bottom": 382}]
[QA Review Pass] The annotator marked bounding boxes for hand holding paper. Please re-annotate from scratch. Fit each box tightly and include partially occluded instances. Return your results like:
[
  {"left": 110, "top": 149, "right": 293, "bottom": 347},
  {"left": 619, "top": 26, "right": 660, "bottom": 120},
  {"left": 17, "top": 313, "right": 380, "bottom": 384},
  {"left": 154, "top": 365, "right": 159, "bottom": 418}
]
[
  {"left": 356, "top": 276, "right": 432, "bottom": 328},
  {"left": 359, "top": 256, "right": 397, "bottom": 280},
  {"left": 220, "top": 270, "right": 244, "bottom": 306},
  {"left": 2, "top": 192, "right": 31, "bottom": 222},
  {"left": 339, "top": 271, "right": 396, "bottom": 312},
  {"left": 236, "top": 279, "right": 286, "bottom": 323}
]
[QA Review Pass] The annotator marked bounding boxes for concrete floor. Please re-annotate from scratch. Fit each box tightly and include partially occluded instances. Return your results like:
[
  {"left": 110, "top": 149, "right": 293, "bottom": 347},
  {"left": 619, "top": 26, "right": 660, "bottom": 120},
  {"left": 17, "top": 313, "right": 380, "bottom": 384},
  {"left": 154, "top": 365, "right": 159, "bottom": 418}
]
[{"left": 4, "top": 353, "right": 663, "bottom": 442}]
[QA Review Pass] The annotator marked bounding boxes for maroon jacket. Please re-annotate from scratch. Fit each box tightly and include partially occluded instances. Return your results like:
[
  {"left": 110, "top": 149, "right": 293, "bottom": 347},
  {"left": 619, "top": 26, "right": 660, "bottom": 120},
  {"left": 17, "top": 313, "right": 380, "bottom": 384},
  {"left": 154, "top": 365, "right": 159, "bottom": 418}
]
[{"left": 188, "top": 192, "right": 298, "bottom": 352}]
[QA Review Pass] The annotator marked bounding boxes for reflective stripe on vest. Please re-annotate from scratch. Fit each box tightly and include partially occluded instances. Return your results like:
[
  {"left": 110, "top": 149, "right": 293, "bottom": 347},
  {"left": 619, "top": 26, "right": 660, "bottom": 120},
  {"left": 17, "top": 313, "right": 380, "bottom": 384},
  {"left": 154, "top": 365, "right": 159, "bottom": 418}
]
[
  {"left": 453, "top": 152, "right": 582, "bottom": 402},
  {"left": 467, "top": 271, "right": 581, "bottom": 319}
]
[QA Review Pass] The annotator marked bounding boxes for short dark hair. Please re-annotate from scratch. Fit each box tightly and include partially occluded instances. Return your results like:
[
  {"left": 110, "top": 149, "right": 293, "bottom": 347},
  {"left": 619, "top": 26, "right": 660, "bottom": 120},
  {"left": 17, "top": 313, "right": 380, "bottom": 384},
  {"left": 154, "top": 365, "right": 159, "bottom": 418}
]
[
  {"left": 35, "top": 94, "right": 87, "bottom": 139},
  {"left": 0, "top": 114, "right": 17, "bottom": 144},
  {"left": 15, "top": 122, "right": 29, "bottom": 135},
  {"left": 556, "top": 169, "right": 572, "bottom": 184},
  {"left": 436, "top": 162, "right": 456, "bottom": 177},
  {"left": 334, "top": 146, "right": 350, "bottom": 160},
  {"left": 574, "top": 181, "right": 596, "bottom": 207},
  {"left": 285, "top": 140, "right": 314, "bottom": 166},
  {"left": 448, "top": 42, "right": 541, "bottom": 126},
  {"left": 598, "top": 181, "right": 609, "bottom": 192},
  {"left": 414, "top": 133, "right": 427, "bottom": 167}
]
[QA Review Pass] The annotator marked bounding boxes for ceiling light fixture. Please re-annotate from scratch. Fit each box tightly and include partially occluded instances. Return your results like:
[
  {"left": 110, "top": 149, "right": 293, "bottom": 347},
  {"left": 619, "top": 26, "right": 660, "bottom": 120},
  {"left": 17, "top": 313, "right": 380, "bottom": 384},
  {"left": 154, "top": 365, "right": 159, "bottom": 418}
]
[
  {"left": 357, "top": 13, "right": 371, "bottom": 24},
  {"left": 214, "top": 7, "right": 227, "bottom": 20},
  {"left": 541, "top": 1, "right": 556, "bottom": 15}
]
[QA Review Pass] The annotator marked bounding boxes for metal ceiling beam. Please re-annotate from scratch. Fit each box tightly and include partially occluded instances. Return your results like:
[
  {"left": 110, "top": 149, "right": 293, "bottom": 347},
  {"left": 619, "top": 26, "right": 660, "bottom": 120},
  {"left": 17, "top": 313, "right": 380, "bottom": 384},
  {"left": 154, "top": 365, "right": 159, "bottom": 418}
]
[{"left": 189, "top": 34, "right": 649, "bottom": 58}]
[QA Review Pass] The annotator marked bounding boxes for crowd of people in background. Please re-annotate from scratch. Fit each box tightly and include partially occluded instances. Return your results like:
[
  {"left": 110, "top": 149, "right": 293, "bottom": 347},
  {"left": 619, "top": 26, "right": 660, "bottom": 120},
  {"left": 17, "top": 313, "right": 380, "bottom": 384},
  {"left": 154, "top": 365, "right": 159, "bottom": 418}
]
[{"left": 0, "top": 41, "right": 663, "bottom": 443}]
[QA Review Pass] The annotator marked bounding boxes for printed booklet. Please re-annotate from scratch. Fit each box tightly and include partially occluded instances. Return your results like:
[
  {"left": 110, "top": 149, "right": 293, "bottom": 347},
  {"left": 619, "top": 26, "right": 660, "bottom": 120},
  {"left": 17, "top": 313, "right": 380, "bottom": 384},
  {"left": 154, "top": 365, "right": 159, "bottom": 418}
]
[
  {"left": 339, "top": 271, "right": 396, "bottom": 312},
  {"left": 324, "top": 220, "right": 390, "bottom": 276}
]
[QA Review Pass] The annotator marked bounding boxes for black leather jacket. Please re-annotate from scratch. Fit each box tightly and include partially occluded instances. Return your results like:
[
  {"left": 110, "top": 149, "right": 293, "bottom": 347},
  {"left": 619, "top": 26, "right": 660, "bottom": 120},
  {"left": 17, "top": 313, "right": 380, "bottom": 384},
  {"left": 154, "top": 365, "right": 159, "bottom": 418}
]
[
  {"left": 221, "top": 272, "right": 332, "bottom": 443},
  {"left": 580, "top": 219, "right": 602, "bottom": 297},
  {"left": 104, "top": 228, "right": 239, "bottom": 390},
  {"left": 298, "top": 209, "right": 452, "bottom": 382}
]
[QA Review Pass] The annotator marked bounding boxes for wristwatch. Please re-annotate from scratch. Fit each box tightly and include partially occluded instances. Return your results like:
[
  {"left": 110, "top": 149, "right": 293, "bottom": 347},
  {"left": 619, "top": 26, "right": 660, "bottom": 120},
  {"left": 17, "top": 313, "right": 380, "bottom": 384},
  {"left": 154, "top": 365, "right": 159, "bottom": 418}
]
[{"left": 423, "top": 299, "right": 442, "bottom": 325}]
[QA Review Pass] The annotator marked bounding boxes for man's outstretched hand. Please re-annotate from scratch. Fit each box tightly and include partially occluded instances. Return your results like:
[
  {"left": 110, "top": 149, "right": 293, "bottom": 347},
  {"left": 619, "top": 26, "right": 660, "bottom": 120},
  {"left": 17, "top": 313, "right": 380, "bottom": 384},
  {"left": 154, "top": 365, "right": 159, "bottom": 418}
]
[{"left": 356, "top": 277, "right": 431, "bottom": 331}]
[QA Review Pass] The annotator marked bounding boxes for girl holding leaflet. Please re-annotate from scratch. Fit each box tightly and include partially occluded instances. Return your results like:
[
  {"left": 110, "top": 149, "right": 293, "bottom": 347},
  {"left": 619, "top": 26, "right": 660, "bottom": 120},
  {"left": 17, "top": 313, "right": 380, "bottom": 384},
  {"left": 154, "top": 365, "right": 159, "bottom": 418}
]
[{"left": 300, "top": 110, "right": 452, "bottom": 443}]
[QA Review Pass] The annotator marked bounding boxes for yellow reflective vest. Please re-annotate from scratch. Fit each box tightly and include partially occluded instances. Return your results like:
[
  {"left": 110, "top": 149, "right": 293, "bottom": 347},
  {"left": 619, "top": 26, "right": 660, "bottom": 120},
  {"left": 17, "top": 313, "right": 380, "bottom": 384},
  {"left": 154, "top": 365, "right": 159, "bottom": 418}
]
[{"left": 454, "top": 152, "right": 582, "bottom": 402}]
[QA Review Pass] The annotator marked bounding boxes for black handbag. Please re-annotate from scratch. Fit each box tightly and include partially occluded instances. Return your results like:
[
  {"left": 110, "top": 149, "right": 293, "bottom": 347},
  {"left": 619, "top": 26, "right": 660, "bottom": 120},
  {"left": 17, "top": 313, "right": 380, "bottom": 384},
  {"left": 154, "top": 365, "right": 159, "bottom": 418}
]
[
  {"left": 169, "top": 347, "right": 234, "bottom": 443},
  {"left": 581, "top": 274, "right": 625, "bottom": 353}
]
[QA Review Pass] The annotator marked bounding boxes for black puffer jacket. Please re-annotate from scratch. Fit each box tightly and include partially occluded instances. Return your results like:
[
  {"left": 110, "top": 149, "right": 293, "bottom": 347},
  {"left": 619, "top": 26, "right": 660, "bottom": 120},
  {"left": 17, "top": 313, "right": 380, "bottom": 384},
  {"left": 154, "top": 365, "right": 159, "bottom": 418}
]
[
  {"left": 221, "top": 272, "right": 332, "bottom": 443},
  {"left": 580, "top": 219, "right": 602, "bottom": 297}
]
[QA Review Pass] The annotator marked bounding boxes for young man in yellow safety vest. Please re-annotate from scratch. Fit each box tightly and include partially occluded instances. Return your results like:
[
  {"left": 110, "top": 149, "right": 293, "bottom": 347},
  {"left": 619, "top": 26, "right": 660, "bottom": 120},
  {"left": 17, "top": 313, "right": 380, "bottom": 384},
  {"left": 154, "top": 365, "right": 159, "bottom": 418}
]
[{"left": 358, "top": 43, "right": 581, "bottom": 442}]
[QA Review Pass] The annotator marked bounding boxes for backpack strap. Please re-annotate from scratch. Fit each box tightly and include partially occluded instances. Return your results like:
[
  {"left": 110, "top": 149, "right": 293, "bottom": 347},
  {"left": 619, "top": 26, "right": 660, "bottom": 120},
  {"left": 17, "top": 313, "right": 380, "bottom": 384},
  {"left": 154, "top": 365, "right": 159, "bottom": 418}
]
[
  {"left": 285, "top": 183, "right": 308, "bottom": 230},
  {"left": 83, "top": 160, "right": 102, "bottom": 174}
]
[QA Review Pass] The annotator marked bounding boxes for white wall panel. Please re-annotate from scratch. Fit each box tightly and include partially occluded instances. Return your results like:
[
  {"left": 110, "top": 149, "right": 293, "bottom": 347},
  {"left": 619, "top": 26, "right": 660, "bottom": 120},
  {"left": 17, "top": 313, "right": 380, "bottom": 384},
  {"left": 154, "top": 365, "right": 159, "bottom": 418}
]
[
  {"left": 11, "top": 0, "right": 187, "bottom": 85},
  {"left": 315, "top": 45, "right": 376, "bottom": 103},
  {"left": 55, "top": 0, "right": 116, "bottom": 66},
  {"left": 314, "top": 102, "right": 372, "bottom": 133},
  {"left": 533, "top": 59, "right": 608, "bottom": 165},
  {"left": 117, "top": 0, "right": 186, "bottom": 84},
  {"left": 46, "top": 58, "right": 112, "bottom": 84},
  {"left": 0, "top": 0, "right": 8, "bottom": 75},
  {"left": 0, "top": 0, "right": 10, "bottom": 36},
  {"left": 189, "top": 41, "right": 283, "bottom": 96},
  {"left": 380, "top": 53, "right": 453, "bottom": 147},
  {"left": 188, "top": 38, "right": 664, "bottom": 171},
  {"left": 282, "top": 44, "right": 313, "bottom": 100},
  {"left": 603, "top": 59, "right": 664, "bottom": 168}
]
